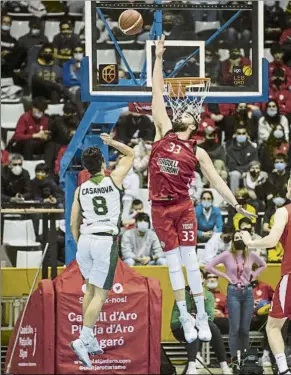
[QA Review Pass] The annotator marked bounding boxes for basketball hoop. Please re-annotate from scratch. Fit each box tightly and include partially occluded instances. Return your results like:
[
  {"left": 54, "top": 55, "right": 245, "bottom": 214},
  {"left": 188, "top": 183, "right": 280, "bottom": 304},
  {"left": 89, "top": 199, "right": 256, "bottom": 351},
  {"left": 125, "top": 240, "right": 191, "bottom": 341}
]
[{"left": 164, "top": 77, "right": 211, "bottom": 123}]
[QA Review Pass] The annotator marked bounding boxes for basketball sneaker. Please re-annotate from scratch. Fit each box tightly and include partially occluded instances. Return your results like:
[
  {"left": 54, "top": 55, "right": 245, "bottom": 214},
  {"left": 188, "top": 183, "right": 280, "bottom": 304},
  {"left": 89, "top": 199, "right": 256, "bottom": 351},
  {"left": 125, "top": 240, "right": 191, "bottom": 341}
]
[
  {"left": 70, "top": 339, "right": 92, "bottom": 368},
  {"left": 186, "top": 361, "right": 197, "bottom": 374},
  {"left": 87, "top": 336, "right": 104, "bottom": 356},
  {"left": 179, "top": 313, "right": 197, "bottom": 343},
  {"left": 195, "top": 313, "right": 212, "bottom": 341}
]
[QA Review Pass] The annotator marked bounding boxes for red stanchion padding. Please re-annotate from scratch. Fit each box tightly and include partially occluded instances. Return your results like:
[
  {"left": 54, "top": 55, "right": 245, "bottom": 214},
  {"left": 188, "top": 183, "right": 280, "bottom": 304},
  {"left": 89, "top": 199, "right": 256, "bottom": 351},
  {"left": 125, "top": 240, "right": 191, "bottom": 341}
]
[
  {"left": 5, "top": 279, "right": 55, "bottom": 374},
  {"left": 146, "top": 277, "right": 162, "bottom": 374},
  {"left": 54, "top": 258, "right": 162, "bottom": 374},
  {"left": 77, "top": 170, "right": 91, "bottom": 186}
]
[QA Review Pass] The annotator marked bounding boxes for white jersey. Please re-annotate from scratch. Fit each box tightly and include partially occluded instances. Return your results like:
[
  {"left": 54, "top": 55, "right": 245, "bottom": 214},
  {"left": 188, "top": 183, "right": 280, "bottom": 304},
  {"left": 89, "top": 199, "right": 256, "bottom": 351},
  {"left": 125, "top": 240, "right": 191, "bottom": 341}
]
[{"left": 79, "top": 175, "right": 122, "bottom": 235}]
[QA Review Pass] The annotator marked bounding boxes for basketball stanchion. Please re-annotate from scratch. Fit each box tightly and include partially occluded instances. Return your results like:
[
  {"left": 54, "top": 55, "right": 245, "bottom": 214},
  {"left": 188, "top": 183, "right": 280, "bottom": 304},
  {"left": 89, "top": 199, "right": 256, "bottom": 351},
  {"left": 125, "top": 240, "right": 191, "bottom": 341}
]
[{"left": 5, "top": 243, "right": 49, "bottom": 375}]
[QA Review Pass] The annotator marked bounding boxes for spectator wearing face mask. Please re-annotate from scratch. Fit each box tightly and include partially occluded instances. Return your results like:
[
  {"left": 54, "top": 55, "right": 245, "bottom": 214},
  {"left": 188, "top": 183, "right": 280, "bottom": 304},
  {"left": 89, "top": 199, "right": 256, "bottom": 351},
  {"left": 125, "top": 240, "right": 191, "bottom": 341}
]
[
  {"left": 265, "top": 153, "right": 290, "bottom": 199},
  {"left": 259, "top": 125, "right": 289, "bottom": 173},
  {"left": 205, "top": 273, "right": 229, "bottom": 334},
  {"left": 242, "top": 161, "right": 268, "bottom": 210},
  {"left": 198, "top": 223, "right": 234, "bottom": 266},
  {"left": 31, "top": 163, "right": 64, "bottom": 206},
  {"left": 238, "top": 217, "right": 266, "bottom": 259},
  {"left": 220, "top": 48, "right": 251, "bottom": 86},
  {"left": 269, "top": 45, "right": 291, "bottom": 90},
  {"left": 229, "top": 188, "right": 257, "bottom": 231},
  {"left": 263, "top": 188, "right": 289, "bottom": 235},
  {"left": 53, "top": 19, "right": 80, "bottom": 64},
  {"left": 258, "top": 100, "right": 289, "bottom": 144},
  {"left": 18, "top": 17, "right": 48, "bottom": 54},
  {"left": 226, "top": 126, "right": 259, "bottom": 193},
  {"left": 133, "top": 133, "right": 154, "bottom": 187},
  {"left": 122, "top": 198, "right": 144, "bottom": 229},
  {"left": 199, "top": 128, "right": 228, "bottom": 183},
  {"left": 264, "top": 0, "right": 287, "bottom": 42},
  {"left": 1, "top": 154, "right": 32, "bottom": 204},
  {"left": 195, "top": 190, "right": 223, "bottom": 243},
  {"left": 121, "top": 212, "right": 166, "bottom": 266},
  {"left": 62, "top": 44, "right": 84, "bottom": 87},
  {"left": 8, "top": 97, "right": 51, "bottom": 160}
]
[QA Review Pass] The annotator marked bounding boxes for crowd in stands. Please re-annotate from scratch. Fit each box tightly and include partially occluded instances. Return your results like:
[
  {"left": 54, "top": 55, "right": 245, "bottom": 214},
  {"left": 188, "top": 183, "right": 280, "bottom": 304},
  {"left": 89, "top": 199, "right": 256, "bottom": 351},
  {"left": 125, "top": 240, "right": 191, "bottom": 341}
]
[{"left": 1, "top": 0, "right": 291, "bottom": 269}]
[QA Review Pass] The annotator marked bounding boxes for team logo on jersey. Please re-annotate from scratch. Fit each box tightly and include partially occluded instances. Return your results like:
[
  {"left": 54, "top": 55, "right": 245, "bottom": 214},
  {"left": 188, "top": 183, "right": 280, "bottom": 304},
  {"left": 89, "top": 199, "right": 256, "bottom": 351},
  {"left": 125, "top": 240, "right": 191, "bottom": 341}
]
[{"left": 157, "top": 158, "right": 179, "bottom": 175}]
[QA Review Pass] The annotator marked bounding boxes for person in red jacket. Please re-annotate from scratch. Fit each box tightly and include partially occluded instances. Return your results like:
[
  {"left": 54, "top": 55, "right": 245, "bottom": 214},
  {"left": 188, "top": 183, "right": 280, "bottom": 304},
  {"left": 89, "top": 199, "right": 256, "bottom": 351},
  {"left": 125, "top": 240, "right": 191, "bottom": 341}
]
[
  {"left": 8, "top": 97, "right": 51, "bottom": 160},
  {"left": 220, "top": 48, "right": 251, "bottom": 86}
]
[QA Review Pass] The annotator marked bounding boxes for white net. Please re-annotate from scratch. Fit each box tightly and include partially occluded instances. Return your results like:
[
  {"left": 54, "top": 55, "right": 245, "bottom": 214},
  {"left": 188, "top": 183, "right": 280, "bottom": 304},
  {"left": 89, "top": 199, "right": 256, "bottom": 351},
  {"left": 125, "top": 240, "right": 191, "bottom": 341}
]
[{"left": 164, "top": 78, "right": 211, "bottom": 123}]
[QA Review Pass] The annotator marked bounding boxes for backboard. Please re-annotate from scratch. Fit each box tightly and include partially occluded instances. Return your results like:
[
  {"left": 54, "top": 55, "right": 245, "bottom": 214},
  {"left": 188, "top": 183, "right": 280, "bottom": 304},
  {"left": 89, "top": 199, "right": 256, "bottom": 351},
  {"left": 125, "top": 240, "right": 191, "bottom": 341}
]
[{"left": 82, "top": 0, "right": 268, "bottom": 103}]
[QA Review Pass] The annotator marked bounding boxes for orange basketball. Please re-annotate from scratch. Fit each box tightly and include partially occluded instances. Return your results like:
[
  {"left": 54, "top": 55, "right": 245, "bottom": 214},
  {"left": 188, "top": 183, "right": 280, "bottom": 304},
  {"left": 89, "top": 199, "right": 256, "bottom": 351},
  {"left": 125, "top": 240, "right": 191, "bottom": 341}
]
[{"left": 118, "top": 9, "right": 143, "bottom": 35}]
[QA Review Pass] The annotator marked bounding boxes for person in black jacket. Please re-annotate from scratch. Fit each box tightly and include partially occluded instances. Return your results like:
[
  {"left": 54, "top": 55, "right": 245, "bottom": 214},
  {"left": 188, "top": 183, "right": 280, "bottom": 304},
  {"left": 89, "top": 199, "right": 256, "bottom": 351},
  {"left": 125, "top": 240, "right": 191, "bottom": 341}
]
[
  {"left": 1, "top": 154, "right": 31, "bottom": 204},
  {"left": 31, "top": 163, "right": 64, "bottom": 206},
  {"left": 226, "top": 125, "right": 258, "bottom": 193}
]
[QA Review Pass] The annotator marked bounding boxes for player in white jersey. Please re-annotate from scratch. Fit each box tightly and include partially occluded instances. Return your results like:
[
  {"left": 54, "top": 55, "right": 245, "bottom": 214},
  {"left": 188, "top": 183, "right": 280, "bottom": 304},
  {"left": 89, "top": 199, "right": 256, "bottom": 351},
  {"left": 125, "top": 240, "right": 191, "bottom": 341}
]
[{"left": 69, "top": 133, "right": 134, "bottom": 367}]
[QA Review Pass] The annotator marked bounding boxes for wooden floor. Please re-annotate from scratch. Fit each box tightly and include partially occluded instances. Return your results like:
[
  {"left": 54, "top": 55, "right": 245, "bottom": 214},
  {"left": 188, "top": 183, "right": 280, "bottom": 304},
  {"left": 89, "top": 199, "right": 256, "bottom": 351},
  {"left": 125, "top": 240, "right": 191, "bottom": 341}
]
[{"left": 175, "top": 365, "right": 274, "bottom": 374}]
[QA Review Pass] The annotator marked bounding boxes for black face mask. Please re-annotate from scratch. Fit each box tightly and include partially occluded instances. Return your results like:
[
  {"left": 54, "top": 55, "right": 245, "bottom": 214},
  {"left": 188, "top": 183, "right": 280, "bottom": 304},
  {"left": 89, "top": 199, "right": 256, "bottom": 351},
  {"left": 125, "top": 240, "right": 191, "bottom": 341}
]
[
  {"left": 237, "top": 108, "right": 247, "bottom": 114},
  {"left": 241, "top": 227, "right": 252, "bottom": 234},
  {"left": 223, "top": 236, "right": 232, "bottom": 244},
  {"left": 230, "top": 53, "right": 240, "bottom": 60},
  {"left": 42, "top": 54, "right": 53, "bottom": 63},
  {"left": 250, "top": 170, "right": 259, "bottom": 177},
  {"left": 237, "top": 198, "right": 246, "bottom": 205},
  {"left": 233, "top": 240, "right": 245, "bottom": 250},
  {"left": 273, "top": 78, "right": 284, "bottom": 88}
]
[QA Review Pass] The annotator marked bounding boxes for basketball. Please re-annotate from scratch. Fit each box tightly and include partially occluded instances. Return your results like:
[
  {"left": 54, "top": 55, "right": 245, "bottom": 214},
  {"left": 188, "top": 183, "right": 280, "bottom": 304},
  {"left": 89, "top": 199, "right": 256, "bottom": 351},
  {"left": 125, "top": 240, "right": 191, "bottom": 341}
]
[
  {"left": 243, "top": 65, "right": 253, "bottom": 77},
  {"left": 255, "top": 300, "right": 271, "bottom": 316},
  {"left": 118, "top": 9, "right": 143, "bottom": 35}
]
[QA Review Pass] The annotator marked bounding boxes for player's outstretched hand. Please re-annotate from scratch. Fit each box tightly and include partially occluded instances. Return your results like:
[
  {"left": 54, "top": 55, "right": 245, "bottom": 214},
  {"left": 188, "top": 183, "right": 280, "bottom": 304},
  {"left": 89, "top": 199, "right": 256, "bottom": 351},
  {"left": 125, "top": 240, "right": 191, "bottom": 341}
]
[
  {"left": 155, "top": 34, "right": 166, "bottom": 58},
  {"left": 235, "top": 205, "right": 258, "bottom": 219},
  {"left": 100, "top": 133, "right": 113, "bottom": 145},
  {"left": 241, "top": 230, "right": 252, "bottom": 246}
]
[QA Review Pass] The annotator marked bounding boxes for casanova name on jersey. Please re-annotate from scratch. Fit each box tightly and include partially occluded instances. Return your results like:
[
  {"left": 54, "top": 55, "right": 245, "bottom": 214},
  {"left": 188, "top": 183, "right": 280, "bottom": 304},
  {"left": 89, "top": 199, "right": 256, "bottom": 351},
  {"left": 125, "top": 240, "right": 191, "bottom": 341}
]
[{"left": 81, "top": 185, "right": 114, "bottom": 195}]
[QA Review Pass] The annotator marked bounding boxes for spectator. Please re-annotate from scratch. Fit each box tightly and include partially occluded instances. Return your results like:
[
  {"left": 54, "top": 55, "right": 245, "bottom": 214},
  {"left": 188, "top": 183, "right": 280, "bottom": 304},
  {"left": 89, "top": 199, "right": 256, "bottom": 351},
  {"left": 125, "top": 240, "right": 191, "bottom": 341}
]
[
  {"left": 31, "top": 163, "right": 64, "bottom": 206},
  {"left": 170, "top": 276, "right": 231, "bottom": 375},
  {"left": 229, "top": 188, "right": 257, "bottom": 230},
  {"left": 258, "top": 99, "right": 289, "bottom": 144},
  {"left": 205, "top": 47, "right": 221, "bottom": 84},
  {"left": 205, "top": 273, "right": 229, "bottom": 334},
  {"left": 198, "top": 223, "right": 234, "bottom": 265},
  {"left": 223, "top": 103, "right": 256, "bottom": 142},
  {"left": 8, "top": 97, "right": 51, "bottom": 160},
  {"left": 18, "top": 17, "right": 48, "bottom": 54},
  {"left": 263, "top": 188, "right": 289, "bottom": 234},
  {"left": 122, "top": 198, "right": 144, "bottom": 228},
  {"left": 53, "top": 19, "right": 80, "bottom": 64},
  {"left": 265, "top": 153, "right": 290, "bottom": 199},
  {"left": 251, "top": 279, "right": 274, "bottom": 367},
  {"left": 206, "top": 231, "right": 267, "bottom": 373},
  {"left": 238, "top": 217, "right": 266, "bottom": 260},
  {"left": 269, "top": 45, "right": 291, "bottom": 90},
  {"left": 242, "top": 161, "right": 268, "bottom": 210},
  {"left": 1, "top": 154, "right": 31, "bottom": 203},
  {"left": 195, "top": 190, "right": 223, "bottom": 243},
  {"left": 220, "top": 48, "right": 251, "bottom": 86},
  {"left": 259, "top": 124, "right": 289, "bottom": 173},
  {"left": 188, "top": 171, "right": 203, "bottom": 205},
  {"left": 1, "top": 14, "right": 26, "bottom": 81},
  {"left": 264, "top": 0, "right": 287, "bottom": 42},
  {"left": 226, "top": 125, "right": 258, "bottom": 193},
  {"left": 199, "top": 128, "right": 228, "bottom": 183},
  {"left": 29, "top": 43, "right": 65, "bottom": 103},
  {"left": 133, "top": 133, "right": 154, "bottom": 187},
  {"left": 121, "top": 212, "right": 166, "bottom": 266}
]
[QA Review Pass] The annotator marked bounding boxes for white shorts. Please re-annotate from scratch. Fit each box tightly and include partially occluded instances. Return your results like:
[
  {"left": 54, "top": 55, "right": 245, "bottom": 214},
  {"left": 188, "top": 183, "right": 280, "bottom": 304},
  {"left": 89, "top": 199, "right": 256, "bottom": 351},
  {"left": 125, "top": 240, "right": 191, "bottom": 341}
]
[{"left": 76, "top": 234, "right": 118, "bottom": 290}]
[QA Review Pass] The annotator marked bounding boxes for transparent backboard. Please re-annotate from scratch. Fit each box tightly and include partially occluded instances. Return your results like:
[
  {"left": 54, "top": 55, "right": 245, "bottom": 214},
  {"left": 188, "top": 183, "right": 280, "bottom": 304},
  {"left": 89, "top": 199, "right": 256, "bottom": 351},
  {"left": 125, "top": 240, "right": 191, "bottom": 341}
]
[{"left": 83, "top": 0, "right": 268, "bottom": 103}]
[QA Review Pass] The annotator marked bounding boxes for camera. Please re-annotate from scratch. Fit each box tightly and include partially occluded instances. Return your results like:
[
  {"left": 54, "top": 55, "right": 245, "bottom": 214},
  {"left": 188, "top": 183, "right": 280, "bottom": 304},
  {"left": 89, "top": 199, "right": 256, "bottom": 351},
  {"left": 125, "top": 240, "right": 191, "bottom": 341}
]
[{"left": 240, "top": 348, "right": 264, "bottom": 375}]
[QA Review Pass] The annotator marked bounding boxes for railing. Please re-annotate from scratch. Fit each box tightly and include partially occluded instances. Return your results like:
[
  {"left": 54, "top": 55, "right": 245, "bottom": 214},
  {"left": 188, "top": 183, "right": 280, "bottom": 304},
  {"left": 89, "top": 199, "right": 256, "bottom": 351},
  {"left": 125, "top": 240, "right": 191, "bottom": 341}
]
[{"left": 1, "top": 297, "right": 28, "bottom": 331}]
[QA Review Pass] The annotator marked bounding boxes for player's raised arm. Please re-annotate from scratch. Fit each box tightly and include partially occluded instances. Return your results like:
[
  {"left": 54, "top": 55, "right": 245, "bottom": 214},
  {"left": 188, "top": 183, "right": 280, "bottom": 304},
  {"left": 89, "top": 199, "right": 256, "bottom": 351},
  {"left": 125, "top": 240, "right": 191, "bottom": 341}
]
[
  {"left": 196, "top": 146, "right": 257, "bottom": 219},
  {"left": 152, "top": 35, "right": 172, "bottom": 142},
  {"left": 242, "top": 207, "right": 288, "bottom": 249},
  {"left": 100, "top": 133, "right": 134, "bottom": 189},
  {"left": 70, "top": 186, "right": 82, "bottom": 243}
]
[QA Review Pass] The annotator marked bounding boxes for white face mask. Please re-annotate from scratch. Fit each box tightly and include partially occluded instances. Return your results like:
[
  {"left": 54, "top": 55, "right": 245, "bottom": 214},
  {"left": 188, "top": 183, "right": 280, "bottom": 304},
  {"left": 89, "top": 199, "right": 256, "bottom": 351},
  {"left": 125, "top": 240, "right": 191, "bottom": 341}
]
[
  {"left": 144, "top": 144, "right": 152, "bottom": 151},
  {"left": 11, "top": 165, "right": 22, "bottom": 176},
  {"left": 2, "top": 25, "right": 11, "bottom": 31},
  {"left": 73, "top": 53, "right": 83, "bottom": 61},
  {"left": 207, "top": 281, "right": 218, "bottom": 290},
  {"left": 136, "top": 221, "right": 149, "bottom": 232}
]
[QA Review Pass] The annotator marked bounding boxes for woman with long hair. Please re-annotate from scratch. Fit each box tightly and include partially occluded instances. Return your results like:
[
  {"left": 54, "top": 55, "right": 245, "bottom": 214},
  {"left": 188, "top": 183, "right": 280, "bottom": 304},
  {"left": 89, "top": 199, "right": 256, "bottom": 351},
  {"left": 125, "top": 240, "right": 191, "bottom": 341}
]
[
  {"left": 259, "top": 124, "right": 289, "bottom": 173},
  {"left": 206, "top": 230, "right": 266, "bottom": 373},
  {"left": 258, "top": 100, "right": 289, "bottom": 144}
]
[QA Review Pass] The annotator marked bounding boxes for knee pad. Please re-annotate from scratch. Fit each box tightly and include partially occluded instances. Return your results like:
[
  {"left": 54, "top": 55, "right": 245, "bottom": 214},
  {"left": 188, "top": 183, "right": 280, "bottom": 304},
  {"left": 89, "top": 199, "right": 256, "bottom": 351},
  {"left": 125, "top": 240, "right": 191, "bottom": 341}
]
[
  {"left": 166, "top": 248, "right": 185, "bottom": 291},
  {"left": 180, "top": 246, "right": 199, "bottom": 271}
]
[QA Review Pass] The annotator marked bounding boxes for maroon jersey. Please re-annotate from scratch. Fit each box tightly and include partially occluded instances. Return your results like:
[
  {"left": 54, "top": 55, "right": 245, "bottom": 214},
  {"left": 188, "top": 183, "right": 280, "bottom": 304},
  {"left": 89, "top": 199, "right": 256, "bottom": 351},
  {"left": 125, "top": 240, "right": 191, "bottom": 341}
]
[
  {"left": 280, "top": 204, "right": 291, "bottom": 276},
  {"left": 148, "top": 132, "right": 198, "bottom": 203}
]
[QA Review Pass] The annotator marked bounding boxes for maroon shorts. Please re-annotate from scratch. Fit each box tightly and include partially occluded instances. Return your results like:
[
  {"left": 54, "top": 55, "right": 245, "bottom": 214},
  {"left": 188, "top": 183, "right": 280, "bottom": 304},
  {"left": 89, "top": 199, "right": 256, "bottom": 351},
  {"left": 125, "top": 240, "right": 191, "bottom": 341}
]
[
  {"left": 151, "top": 199, "right": 197, "bottom": 252},
  {"left": 269, "top": 273, "right": 291, "bottom": 320}
]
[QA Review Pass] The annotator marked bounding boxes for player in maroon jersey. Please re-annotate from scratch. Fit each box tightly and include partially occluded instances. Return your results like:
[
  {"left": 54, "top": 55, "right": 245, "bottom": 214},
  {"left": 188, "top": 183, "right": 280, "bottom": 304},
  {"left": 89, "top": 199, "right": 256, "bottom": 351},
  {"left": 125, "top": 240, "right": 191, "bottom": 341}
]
[
  {"left": 242, "top": 178, "right": 291, "bottom": 375},
  {"left": 149, "top": 35, "right": 256, "bottom": 347}
]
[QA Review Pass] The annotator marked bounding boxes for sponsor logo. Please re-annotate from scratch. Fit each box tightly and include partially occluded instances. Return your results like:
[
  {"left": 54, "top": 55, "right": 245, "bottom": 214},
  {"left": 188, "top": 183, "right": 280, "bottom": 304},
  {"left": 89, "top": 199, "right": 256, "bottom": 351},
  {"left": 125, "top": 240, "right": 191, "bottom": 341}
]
[
  {"left": 99, "top": 64, "right": 118, "bottom": 84},
  {"left": 157, "top": 158, "right": 179, "bottom": 175},
  {"left": 232, "top": 65, "right": 252, "bottom": 86}
]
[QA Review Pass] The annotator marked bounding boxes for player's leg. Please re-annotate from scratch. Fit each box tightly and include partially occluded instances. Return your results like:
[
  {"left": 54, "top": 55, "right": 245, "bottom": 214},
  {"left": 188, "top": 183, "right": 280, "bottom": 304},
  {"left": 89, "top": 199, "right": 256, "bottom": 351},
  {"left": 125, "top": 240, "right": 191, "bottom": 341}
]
[
  {"left": 177, "top": 200, "right": 211, "bottom": 341},
  {"left": 82, "top": 280, "right": 94, "bottom": 316},
  {"left": 151, "top": 204, "right": 197, "bottom": 343},
  {"left": 267, "top": 274, "right": 291, "bottom": 374}
]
